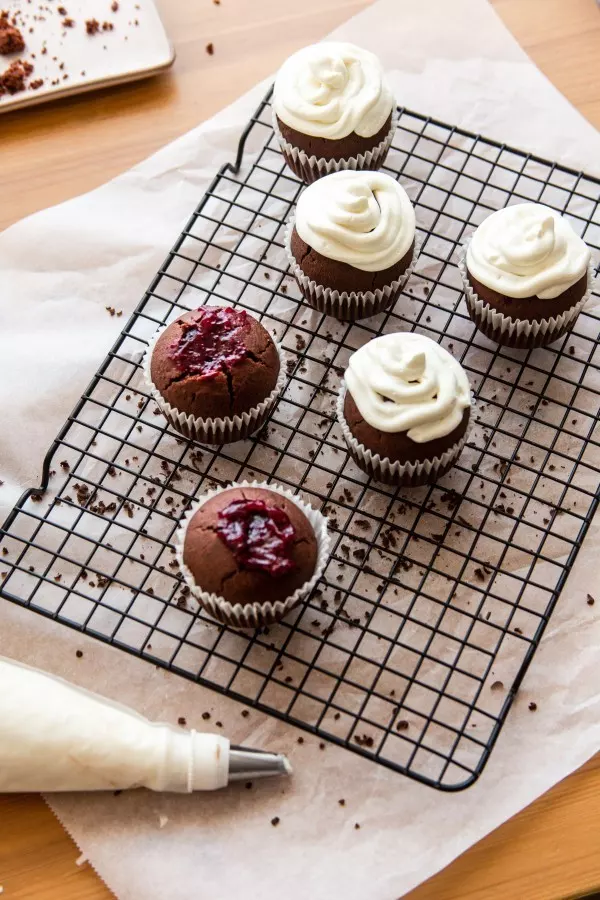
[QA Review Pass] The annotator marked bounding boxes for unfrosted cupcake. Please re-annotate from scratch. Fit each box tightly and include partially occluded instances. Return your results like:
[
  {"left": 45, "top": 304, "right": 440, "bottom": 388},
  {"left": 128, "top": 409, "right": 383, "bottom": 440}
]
[
  {"left": 286, "top": 170, "right": 417, "bottom": 321},
  {"left": 273, "top": 42, "right": 396, "bottom": 183},
  {"left": 460, "top": 203, "right": 592, "bottom": 349},
  {"left": 176, "top": 482, "right": 330, "bottom": 628},
  {"left": 337, "top": 333, "right": 471, "bottom": 486},
  {"left": 145, "top": 306, "right": 285, "bottom": 444}
]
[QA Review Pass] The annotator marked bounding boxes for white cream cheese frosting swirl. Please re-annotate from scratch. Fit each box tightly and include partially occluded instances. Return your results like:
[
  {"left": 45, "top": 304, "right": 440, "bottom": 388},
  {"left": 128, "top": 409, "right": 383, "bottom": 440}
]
[
  {"left": 345, "top": 333, "right": 471, "bottom": 442},
  {"left": 273, "top": 41, "right": 393, "bottom": 140},
  {"left": 295, "top": 171, "right": 415, "bottom": 272},
  {"left": 467, "top": 203, "right": 590, "bottom": 300}
]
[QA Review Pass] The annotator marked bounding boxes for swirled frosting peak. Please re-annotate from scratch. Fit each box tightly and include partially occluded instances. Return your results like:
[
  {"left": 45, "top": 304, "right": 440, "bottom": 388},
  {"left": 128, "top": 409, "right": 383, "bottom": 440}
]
[
  {"left": 295, "top": 171, "right": 415, "bottom": 272},
  {"left": 467, "top": 203, "right": 590, "bottom": 300},
  {"left": 273, "top": 42, "right": 394, "bottom": 139},
  {"left": 345, "top": 333, "right": 471, "bottom": 442}
]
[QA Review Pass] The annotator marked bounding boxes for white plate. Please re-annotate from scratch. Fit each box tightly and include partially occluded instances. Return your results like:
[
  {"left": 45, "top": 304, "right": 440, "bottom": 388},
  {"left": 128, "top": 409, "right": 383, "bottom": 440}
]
[{"left": 0, "top": 0, "right": 174, "bottom": 113}]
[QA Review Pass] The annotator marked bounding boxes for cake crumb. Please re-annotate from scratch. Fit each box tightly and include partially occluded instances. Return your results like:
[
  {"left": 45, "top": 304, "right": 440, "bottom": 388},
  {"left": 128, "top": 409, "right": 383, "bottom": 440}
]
[
  {"left": 85, "top": 18, "right": 100, "bottom": 34},
  {"left": 205, "top": 42, "right": 214, "bottom": 55},
  {"left": 111, "top": 0, "right": 119, "bottom": 9},
  {"left": 177, "top": 716, "right": 186, "bottom": 726},
  {"left": 270, "top": 816, "right": 280, "bottom": 827},
  {"left": 76, "top": 650, "right": 83, "bottom": 658},
  {"left": 0, "top": 58, "right": 33, "bottom": 95},
  {"left": 528, "top": 701, "right": 537, "bottom": 712},
  {"left": 587, "top": 594, "right": 595, "bottom": 606},
  {"left": 0, "top": 20, "right": 25, "bottom": 55},
  {"left": 158, "top": 815, "right": 168, "bottom": 829}
]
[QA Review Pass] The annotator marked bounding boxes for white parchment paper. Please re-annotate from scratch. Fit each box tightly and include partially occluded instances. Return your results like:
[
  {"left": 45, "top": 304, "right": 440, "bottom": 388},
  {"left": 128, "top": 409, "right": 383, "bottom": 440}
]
[{"left": 0, "top": 1, "right": 599, "bottom": 898}]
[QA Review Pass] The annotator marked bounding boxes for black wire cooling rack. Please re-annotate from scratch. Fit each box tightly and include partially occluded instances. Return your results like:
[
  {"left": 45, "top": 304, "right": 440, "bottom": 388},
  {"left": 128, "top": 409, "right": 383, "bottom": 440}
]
[{"left": 1, "top": 88, "right": 599, "bottom": 791}]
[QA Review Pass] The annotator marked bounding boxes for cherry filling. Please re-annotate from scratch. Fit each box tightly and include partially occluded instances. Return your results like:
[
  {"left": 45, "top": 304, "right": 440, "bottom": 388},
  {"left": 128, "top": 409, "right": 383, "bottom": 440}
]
[
  {"left": 170, "top": 307, "right": 249, "bottom": 378},
  {"left": 216, "top": 499, "right": 297, "bottom": 577}
]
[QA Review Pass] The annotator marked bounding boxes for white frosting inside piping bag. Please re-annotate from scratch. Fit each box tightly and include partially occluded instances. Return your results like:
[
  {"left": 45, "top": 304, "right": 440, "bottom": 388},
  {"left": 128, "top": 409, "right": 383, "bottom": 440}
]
[
  {"left": 295, "top": 171, "right": 415, "bottom": 272},
  {"left": 0, "top": 656, "right": 229, "bottom": 792},
  {"left": 345, "top": 333, "right": 471, "bottom": 442},
  {"left": 466, "top": 203, "right": 590, "bottom": 300},
  {"left": 273, "top": 41, "right": 393, "bottom": 140}
]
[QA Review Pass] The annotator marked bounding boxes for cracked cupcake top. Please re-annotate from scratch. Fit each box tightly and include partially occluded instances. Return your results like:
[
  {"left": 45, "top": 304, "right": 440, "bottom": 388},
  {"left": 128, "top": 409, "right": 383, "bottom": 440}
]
[
  {"left": 150, "top": 306, "right": 280, "bottom": 420},
  {"left": 182, "top": 486, "right": 318, "bottom": 604},
  {"left": 167, "top": 307, "right": 250, "bottom": 378}
]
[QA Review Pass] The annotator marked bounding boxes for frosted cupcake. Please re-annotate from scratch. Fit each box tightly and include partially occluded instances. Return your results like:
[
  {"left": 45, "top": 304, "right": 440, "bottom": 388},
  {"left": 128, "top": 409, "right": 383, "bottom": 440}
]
[
  {"left": 337, "top": 333, "right": 471, "bottom": 486},
  {"left": 460, "top": 203, "right": 592, "bottom": 349},
  {"left": 286, "top": 170, "right": 417, "bottom": 321},
  {"left": 273, "top": 42, "right": 396, "bottom": 183}
]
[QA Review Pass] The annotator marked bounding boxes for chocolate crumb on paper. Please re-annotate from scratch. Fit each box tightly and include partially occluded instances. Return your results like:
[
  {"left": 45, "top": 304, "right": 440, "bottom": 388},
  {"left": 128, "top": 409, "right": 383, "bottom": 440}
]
[
  {"left": 528, "top": 701, "right": 537, "bottom": 712},
  {"left": 75, "top": 650, "right": 83, "bottom": 658},
  {"left": 205, "top": 42, "right": 214, "bottom": 55},
  {"left": 270, "top": 816, "right": 280, "bottom": 827},
  {"left": 86, "top": 18, "right": 100, "bottom": 35},
  {"left": 177, "top": 716, "right": 186, "bottom": 726},
  {"left": 587, "top": 594, "right": 595, "bottom": 606}
]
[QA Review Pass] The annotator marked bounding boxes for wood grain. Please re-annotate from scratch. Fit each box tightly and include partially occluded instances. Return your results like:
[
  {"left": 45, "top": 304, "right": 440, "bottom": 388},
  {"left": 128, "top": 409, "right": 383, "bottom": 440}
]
[{"left": 1, "top": 1, "right": 600, "bottom": 898}]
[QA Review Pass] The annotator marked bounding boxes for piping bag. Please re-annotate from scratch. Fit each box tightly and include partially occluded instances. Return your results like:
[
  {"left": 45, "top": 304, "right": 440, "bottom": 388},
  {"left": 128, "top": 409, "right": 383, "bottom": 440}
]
[{"left": 0, "top": 656, "right": 291, "bottom": 792}]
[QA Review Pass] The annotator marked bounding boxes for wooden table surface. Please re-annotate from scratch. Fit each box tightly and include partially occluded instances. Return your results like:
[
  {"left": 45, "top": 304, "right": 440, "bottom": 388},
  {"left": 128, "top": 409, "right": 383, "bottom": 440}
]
[{"left": 1, "top": 0, "right": 599, "bottom": 898}]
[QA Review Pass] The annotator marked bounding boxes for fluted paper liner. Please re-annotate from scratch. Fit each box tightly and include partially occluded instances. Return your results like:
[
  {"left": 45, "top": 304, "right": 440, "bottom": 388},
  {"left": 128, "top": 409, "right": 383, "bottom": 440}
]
[
  {"left": 273, "top": 108, "right": 399, "bottom": 184},
  {"left": 175, "top": 480, "right": 331, "bottom": 629},
  {"left": 143, "top": 324, "right": 287, "bottom": 445},
  {"left": 336, "top": 385, "right": 469, "bottom": 486},
  {"left": 457, "top": 243, "right": 594, "bottom": 349},
  {"left": 284, "top": 221, "right": 421, "bottom": 321},
  {"left": 0, "top": 656, "right": 230, "bottom": 792}
]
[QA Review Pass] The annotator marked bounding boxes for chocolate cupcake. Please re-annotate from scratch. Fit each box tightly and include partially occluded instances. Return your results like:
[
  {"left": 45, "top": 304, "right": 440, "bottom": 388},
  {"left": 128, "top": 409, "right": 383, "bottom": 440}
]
[
  {"left": 176, "top": 482, "right": 330, "bottom": 628},
  {"left": 459, "top": 203, "right": 592, "bottom": 349},
  {"left": 286, "top": 170, "right": 417, "bottom": 321},
  {"left": 273, "top": 42, "right": 396, "bottom": 183},
  {"left": 145, "top": 306, "right": 285, "bottom": 444},
  {"left": 337, "top": 333, "right": 471, "bottom": 486}
]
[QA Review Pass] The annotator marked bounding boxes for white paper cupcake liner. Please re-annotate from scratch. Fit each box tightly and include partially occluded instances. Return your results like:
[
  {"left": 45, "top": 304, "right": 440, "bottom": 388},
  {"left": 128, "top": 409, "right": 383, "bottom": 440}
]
[
  {"left": 142, "top": 324, "right": 287, "bottom": 445},
  {"left": 336, "top": 386, "right": 469, "bottom": 487},
  {"left": 457, "top": 243, "right": 594, "bottom": 349},
  {"left": 284, "top": 221, "right": 421, "bottom": 321},
  {"left": 272, "top": 108, "right": 398, "bottom": 184},
  {"left": 174, "top": 481, "right": 331, "bottom": 629}
]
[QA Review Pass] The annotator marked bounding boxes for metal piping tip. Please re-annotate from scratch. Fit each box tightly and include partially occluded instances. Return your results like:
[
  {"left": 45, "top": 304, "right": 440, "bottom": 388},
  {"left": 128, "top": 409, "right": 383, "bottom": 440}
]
[{"left": 228, "top": 745, "right": 292, "bottom": 782}]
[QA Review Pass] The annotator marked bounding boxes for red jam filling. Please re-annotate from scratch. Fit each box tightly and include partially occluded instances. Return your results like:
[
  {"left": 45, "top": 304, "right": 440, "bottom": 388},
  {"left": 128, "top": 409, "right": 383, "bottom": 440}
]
[
  {"left": 216, "top": 498, "right": 297, "bottom": 577},
  {"left": 170, "top": 307, "right": 249, "bottom": 378}
]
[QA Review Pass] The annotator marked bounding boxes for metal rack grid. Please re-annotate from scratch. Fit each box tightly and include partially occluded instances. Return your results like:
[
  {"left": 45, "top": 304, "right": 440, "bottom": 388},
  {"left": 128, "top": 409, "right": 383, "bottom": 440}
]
[{"left": 1, "top": 88, "right": 599, "bottom": 791}]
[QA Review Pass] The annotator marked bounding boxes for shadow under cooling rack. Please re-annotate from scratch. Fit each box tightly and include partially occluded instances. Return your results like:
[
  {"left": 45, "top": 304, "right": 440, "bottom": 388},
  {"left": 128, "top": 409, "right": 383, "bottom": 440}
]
[{"left": 1, "top": 88, "right": 599, "bottom": 791}]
